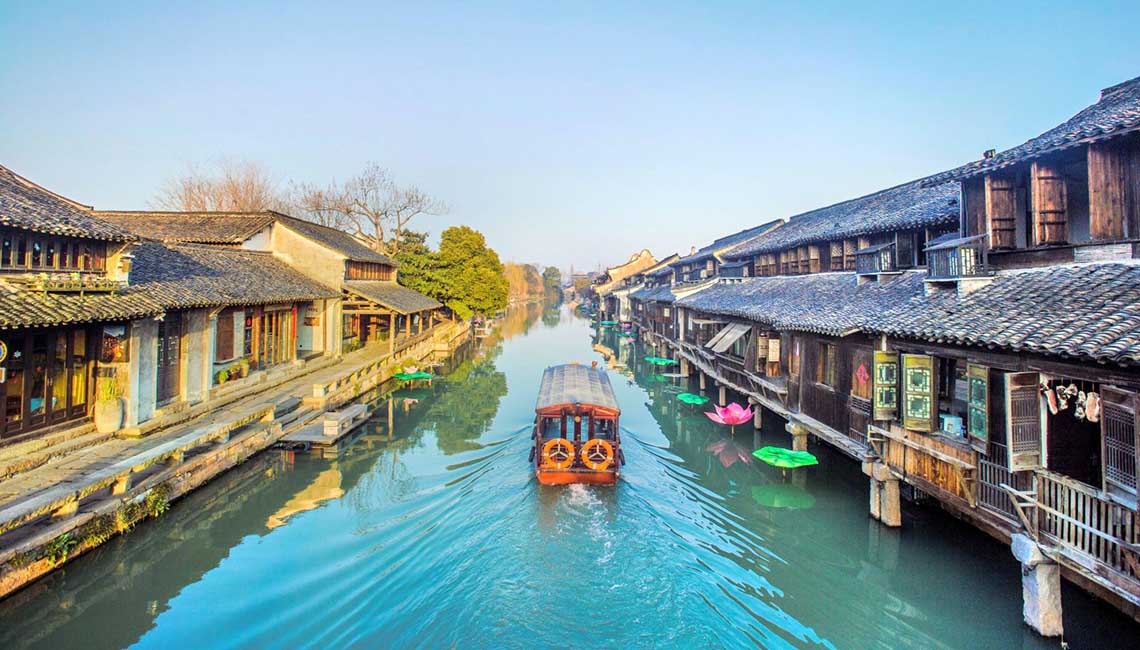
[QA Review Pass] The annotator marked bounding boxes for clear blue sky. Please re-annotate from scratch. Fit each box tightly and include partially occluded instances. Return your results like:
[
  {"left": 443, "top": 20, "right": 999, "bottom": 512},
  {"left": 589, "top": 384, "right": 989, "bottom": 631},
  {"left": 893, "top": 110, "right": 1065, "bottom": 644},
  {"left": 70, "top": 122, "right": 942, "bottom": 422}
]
[{"left": 2, "top": 1, "right": 1138, "bottom": 271}]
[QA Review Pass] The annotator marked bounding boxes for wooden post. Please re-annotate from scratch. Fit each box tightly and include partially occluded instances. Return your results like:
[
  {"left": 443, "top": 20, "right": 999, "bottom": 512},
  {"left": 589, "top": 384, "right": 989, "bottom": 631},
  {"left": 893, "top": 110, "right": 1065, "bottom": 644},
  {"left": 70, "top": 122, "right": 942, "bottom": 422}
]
[
  {"left": 752, "top": 404, "right": 762, "bottom": 430},
  {"left": 699, "top": 373, "right": 707, "bottom": 392},
  {"left": 718, "top": 385, "right": 727, "bottom": 406},
  {"left": 388, "top": 313, "right": 395, "bottom": 355}
]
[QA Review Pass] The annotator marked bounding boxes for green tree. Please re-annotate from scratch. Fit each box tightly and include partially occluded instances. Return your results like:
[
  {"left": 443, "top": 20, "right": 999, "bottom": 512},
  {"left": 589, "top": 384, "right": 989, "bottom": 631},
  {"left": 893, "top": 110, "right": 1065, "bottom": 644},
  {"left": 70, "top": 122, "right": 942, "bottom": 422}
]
[
  {"left": 395, "top": 226, "right": 508, "bottom": 319},
  {"left": 393, "top": 230, "right": 438, "bottom": 296},
  {"left": 542, "top": 266, "right": 561, "bottom": 290}
]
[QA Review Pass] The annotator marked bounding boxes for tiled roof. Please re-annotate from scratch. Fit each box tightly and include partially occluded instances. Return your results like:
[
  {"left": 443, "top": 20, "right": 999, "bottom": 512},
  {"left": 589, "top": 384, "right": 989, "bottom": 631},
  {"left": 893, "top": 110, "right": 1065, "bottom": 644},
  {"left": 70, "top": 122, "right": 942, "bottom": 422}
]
[
  {"left": 673, "top": 220, "right": 782, "bottom": 266},
  {"left": 0, "top": 282, "right": 161, "bottom": 329},
  {"left": 867, "top": 263, "right": 1140, "bottom": 365},
  {"left": 345, "top": 280, "right": 442, "bottom": 314},
  {"left": 676, "top": 263, "right": 1140, "bottom": 366},
  {"left": 274, "top": 214, "right": 395, "bottom": 265},
  {"left": 629, "top": 284, "right": 676, "bottom": 303},
  {"left": 0, "top": 165, "right": 135, "bottom": 242},
  {"left": 677, "top": 272, "right": 926, "bottom": 337},
  {"left": 928, "top": 75, "right": 1140, "bottom": 182},
  {"left": 93, "top": 211, "right": 274, "bottom": 244},
  {"left": 130, "top": 242, "right": 338, "bottom": 309},
  {"left": 725, "top": 178, "right": 959, "bottom": 259},
  {"left": 94, "top": 209, "right": 395, "bottom": 265}
]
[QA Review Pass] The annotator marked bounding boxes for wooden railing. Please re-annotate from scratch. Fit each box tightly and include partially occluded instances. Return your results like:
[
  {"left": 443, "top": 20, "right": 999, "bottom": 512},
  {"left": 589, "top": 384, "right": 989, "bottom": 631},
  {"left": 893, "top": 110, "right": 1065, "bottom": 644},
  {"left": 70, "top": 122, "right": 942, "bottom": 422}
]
[
  {"left": 1034, "top": 471, "right": 1140, "bottom": 580},
  {"left": 926, "top": 234, "right": 992, "bottom": 280},
  {"left": 978, "top": 459, "right": 1030, "bottom": 522},
  {"left": 868, "top": 424, "right": 977, "bottom": 506},
  {"left": 855, "top": 243, "right": 895, "bottom": 275}
]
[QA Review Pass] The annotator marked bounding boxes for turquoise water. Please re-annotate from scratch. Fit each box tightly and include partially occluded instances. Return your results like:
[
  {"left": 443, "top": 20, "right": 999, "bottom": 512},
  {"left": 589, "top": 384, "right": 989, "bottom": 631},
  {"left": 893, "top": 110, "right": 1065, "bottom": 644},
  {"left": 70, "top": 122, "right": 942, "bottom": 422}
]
[{"left": 0, "top": 303, "right": 1134, "bottom": 649}]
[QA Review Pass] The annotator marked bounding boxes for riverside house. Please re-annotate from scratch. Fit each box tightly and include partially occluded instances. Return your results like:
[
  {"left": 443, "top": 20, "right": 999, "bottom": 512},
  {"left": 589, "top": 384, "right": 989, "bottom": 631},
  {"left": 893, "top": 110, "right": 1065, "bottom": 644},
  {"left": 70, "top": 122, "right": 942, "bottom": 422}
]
[
  {"left": 0, "top": 164, "right": 343, "bottom": 441},
  {"left": 593, "top": 249, "right": 658, "bottom": 322},
  {"left": 95, "top": 211, "right": 444, "bottom": 354},
  {"left": 633, "top": 75, "right": 1140, "bottom": 632}
]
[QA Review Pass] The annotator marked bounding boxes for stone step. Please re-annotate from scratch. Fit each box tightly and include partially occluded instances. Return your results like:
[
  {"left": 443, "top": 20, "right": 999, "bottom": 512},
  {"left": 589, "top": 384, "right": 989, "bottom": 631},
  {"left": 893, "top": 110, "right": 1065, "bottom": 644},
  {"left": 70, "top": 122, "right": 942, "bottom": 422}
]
[{"left": 0, "top": 430, "right": 116, "bottom": 482}]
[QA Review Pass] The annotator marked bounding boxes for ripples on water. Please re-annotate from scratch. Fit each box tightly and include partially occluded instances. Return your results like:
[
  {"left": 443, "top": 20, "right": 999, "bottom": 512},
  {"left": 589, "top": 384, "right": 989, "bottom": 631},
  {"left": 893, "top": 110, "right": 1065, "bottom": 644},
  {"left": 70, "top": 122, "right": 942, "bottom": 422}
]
[{"left": 0, "top": 304, "right": 1135, "bottom": 649}]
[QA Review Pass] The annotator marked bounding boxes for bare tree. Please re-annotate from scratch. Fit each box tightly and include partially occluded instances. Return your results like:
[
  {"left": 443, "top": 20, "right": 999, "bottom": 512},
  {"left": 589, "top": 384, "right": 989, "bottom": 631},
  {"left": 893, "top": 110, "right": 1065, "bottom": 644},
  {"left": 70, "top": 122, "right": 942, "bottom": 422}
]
[
  {"left": 281, "top": 181, "right": 347, "bottom": 229},
  {"left": 293, "top": 162, "right": 446, "bottom": 253},
  {"left": 153, "top": 159, "right": 283, "bottom": 212}
]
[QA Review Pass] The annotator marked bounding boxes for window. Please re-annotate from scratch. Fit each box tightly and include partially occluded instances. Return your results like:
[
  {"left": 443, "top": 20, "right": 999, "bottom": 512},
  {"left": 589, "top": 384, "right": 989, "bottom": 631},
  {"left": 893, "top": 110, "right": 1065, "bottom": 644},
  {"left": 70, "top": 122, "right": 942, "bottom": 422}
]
[
  {"left": 817, "top": 343, "right": 837, "bottom": 387},
  {"left": 873, "top": 351, "right": 899, "bottom": 420},
  {"left": 967, "top": 364, "right": 988, "bottom": 450},
  {"left": 100, "top": 325, "right": 128, "bottom": 363},
  {"left": 243, "top": 312, "right": 254, "bottom": 356},
  {"left": 901, "top": 354, "right": 935, "bottom": 432}
]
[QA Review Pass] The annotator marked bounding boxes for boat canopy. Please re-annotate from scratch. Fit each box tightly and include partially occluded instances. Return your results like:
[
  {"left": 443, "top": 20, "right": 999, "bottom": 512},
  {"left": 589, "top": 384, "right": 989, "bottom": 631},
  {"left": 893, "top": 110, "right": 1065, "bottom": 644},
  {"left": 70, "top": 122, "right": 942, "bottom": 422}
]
[{"left": 536, "top": 364, "right": 620, "bottom": 414}]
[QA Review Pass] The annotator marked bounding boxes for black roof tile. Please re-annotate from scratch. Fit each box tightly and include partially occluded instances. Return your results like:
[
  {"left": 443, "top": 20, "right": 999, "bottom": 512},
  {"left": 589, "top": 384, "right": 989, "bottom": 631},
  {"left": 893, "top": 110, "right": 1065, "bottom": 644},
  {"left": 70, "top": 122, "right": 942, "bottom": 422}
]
[{"left": 0, "top": 165, "right": 135, "bottom": 242}]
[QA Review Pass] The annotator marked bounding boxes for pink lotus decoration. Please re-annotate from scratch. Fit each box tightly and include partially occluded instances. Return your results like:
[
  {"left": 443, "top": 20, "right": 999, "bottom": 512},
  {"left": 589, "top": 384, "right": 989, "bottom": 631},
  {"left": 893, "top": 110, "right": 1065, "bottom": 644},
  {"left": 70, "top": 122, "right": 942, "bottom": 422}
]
[{"left": 705, "top": 402, "right": 754, "bottom": 433}]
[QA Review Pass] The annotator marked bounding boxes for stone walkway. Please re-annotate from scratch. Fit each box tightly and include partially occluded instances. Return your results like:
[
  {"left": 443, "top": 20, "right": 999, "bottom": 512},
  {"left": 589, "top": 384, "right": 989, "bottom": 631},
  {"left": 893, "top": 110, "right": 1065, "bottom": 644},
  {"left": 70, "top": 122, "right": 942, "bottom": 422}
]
[{"left": 0, "top": 345, "right": 400, "bottom": 512}]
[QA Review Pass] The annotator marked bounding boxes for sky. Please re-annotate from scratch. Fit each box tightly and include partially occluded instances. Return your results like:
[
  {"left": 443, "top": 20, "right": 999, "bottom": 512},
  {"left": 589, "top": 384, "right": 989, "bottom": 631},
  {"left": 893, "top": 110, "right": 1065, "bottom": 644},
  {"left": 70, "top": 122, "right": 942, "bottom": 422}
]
[{"left": 2, "top": 1, "right": 1139, "bottom": 272}]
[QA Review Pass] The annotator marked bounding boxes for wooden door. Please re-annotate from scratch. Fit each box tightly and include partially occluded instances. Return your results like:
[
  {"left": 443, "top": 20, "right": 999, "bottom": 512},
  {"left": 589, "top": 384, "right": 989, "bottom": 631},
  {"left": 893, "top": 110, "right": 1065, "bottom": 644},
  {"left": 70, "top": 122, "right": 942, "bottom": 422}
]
[{"left": 156, "top": 314, "right": 182, "bottom": 403}]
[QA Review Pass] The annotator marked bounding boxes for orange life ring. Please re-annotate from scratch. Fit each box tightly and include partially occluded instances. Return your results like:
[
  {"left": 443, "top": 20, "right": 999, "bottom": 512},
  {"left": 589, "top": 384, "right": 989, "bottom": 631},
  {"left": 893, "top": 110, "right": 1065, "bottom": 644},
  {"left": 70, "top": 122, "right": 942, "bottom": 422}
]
[
  {"left": 541, "top": 438, "right": 575, "bottom": 470},
  {"left": 580, "top": 439, "right": 615, "bottom": 471}
]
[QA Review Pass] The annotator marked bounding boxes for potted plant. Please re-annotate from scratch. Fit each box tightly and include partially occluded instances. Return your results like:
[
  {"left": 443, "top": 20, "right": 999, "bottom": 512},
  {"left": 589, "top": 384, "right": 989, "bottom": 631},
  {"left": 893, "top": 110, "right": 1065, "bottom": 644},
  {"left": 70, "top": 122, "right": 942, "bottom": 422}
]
[
  {"left": 215, "top": 369, "right": 230, "bottom": 385},
  {"left": 94, "top": 377, "right": 124, "bottom": 434},
  {"left": 237, "top": 359, "right": 250, "bottom": 378}
]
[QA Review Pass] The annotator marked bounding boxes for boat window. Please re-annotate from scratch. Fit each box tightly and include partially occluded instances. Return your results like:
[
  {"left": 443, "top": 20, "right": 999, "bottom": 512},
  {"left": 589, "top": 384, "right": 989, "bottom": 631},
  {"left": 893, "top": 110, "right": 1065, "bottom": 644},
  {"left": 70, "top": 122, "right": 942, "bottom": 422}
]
[
  {"left": 541, "top": 417, "right": 561, "bottom": 438},
  {"left": 594, "top": 418, "right": 615, "bottom": 439}
]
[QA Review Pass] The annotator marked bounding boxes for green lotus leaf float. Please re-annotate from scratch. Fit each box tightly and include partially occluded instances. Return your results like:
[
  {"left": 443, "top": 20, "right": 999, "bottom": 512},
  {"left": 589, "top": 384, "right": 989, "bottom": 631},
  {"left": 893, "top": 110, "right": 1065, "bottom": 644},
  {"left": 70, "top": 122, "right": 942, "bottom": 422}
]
[
  {"left": 600, "top": 320, "right": 619, "bottom": 326},
  {"left": 677, "top": 393, "right": 710, "bottom": 405},
  {"left": 751, "top": 484, "right": 816, "bottom": 510},
  {"left": 644, "top": 356, "right": 677, "bottom": 366},
  {"left": 618, "top": 332, "right": 636, "bottom": 338},
  {"left": 752, "top": 446, "right": 819, "bottom": 469},
  {"left": 394, "top": 371, "right": 435, "bottom": 381}
]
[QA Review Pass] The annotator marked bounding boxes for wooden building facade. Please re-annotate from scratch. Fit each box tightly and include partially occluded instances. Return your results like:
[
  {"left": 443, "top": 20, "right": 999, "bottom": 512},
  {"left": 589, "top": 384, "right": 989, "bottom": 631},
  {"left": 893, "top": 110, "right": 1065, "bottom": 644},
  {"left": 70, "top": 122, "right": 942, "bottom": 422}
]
[{"left": 635, "top": 76, "right": 1140, "bottom": 629}]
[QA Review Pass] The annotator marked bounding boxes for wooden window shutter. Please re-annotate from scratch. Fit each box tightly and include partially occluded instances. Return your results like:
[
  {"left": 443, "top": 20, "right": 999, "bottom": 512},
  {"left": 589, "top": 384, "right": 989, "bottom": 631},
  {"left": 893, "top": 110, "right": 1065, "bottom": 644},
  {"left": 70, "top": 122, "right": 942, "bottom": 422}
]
[
  {"left": 901, "top": 354, "right": 936, "bottom": 431},
  {"left": 872, "top": 351, "right": 899, "bottom": 421},
  {"left": 215, "top": 310, "right": 235, "bottom": 360},
  {"left": 963, "top": 176, "right": 987, "bottom": 238},
  {"left": 744, "top": 329, "right": 758, "bottom": 372},
  {"left": 967, "top": 363, "right": 989, "bottom": 452},
  {"left": 1088, "top": 142, "right": 1137, "bottom": 241},
  {"left": 1005, "top": 372, "right": 1042, "bottom": 471},
  {"left": 985, "top": 174, "right": 1018, "bottom": 249},
  {"left": 1032, "top": 161, "right": 1068, "bottom": 245},
  {"left": 1100, "top": 386, "right": 1139, "bottom": 507}
]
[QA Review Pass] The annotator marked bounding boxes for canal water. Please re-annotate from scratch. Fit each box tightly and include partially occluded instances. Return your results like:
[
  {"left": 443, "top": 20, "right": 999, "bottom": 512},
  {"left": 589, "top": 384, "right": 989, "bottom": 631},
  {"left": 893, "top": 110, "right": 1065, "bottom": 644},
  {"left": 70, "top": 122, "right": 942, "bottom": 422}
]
[{"left": 0, "top": 303, "right": 1135, "bottom": 649}]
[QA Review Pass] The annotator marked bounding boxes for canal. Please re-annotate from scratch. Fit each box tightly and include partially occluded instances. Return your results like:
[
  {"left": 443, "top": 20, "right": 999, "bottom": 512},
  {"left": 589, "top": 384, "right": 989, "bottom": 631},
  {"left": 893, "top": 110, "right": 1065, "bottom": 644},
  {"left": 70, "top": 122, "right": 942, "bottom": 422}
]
[{"left": 0, "top": 303, "right": 1135, "bottom": 649}]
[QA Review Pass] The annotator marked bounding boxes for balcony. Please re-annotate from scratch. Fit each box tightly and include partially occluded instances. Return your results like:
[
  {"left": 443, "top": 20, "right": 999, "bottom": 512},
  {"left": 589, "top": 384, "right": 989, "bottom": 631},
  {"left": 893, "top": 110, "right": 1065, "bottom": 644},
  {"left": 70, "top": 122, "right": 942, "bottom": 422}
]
[
  {"left": 854, "top": 242, "right": 897, "bottom": 276},
  {"left": 925, "top": 234, "right": 992, "bottom": 281}
]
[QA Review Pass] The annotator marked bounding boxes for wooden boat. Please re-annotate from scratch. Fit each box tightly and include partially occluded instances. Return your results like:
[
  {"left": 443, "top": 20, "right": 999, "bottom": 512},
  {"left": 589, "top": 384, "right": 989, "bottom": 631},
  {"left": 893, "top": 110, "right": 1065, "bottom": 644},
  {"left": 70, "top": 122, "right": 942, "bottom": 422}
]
[{"left": 530, "top": 363, "right": 624, "bottom": 485}]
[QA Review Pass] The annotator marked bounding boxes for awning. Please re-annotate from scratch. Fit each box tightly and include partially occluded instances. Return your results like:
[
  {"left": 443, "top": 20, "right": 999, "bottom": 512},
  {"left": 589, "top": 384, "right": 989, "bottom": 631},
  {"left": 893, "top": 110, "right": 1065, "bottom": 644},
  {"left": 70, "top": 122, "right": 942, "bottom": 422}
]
[
  {"left": 709, "top": 323, "right": 751, "bottom": 354},
  {"left": 691, "top": 317, "right": 726, "bottom": 326}
]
